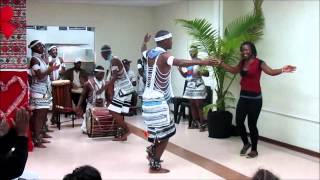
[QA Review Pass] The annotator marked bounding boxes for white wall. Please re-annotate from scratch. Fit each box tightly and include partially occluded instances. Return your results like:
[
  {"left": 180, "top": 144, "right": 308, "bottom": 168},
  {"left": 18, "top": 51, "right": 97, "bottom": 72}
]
[
  {"left": 27, "top": 0, "right": 154, "bottom": 72},
  {"left": 26, "top": 26, "right": 95, "bottom": 59},
  {"left": 223, "top": 0, "right": 319, "bottom": 152},
  {"left": 27, "top": 26, "right": 95, "bottom": 48}
]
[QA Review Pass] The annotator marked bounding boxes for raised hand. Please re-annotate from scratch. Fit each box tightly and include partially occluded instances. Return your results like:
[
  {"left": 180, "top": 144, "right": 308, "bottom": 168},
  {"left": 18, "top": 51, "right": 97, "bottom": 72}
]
[
  {"left": 14, "top": 108, "right": 30, "bottom": 137},
  {"left": 144, "top": 33, "right": 152, "bottom": 43},
  {"left": 282, "top": 65, "right": 296, "bottom": 73}
]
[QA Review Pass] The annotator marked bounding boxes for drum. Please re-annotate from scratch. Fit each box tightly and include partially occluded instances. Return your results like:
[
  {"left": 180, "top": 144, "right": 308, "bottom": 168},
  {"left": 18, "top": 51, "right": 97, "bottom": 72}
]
[
  {"left": 51, "top": 80, "right": 72, "bottom": 111},
  {"left": 85, "top": 107, "right": 117, "bottom": 138}
]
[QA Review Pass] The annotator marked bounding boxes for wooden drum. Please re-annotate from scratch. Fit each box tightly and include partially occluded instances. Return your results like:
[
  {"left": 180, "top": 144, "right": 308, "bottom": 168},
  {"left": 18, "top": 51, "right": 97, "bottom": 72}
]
[
  {"left": 51, "top": 80, "right": 72, "bottom": 111},
  {"left": 85, "top": 107, "right": 117, "bottom": 138}
]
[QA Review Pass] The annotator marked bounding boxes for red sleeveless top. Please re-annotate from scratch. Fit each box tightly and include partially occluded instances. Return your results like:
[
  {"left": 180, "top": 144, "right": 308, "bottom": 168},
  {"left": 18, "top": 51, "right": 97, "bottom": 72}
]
[{"left": 240, "top": 58, "right": 263, "bottom": 93}]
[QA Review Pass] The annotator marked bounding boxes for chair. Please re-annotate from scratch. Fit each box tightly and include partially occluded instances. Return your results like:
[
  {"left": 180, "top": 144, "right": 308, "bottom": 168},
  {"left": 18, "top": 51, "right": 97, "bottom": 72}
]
[
  {"left": 176, "top": 81, "right": 191, "bottom": 125},
  {"left": 176, "top": 85, "right": 212, "bottom": 127}
]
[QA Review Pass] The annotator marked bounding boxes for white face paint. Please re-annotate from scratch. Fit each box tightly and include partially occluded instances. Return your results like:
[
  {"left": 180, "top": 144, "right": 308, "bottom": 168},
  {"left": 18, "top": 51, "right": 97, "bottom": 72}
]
[{"left": 0, "top": 120, "right": 10, "bottom": 137}]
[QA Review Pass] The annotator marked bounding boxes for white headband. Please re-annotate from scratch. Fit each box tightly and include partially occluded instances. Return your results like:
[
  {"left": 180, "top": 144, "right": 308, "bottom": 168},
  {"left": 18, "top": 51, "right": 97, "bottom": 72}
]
[
  {"left": 48, "top": 45, "right": 57, "bottom": 52},
  {"left": 101, "top": 49, "right": 111, "bottom": 52},
  {"left": 154, "top": 33, "right": 172, "bottom": 42},
  {"left": 94, "top": 69, "right": 105, "bottom": 72},
  {"left": 29, "top": 40, "right": 41, "bottom": 49}
]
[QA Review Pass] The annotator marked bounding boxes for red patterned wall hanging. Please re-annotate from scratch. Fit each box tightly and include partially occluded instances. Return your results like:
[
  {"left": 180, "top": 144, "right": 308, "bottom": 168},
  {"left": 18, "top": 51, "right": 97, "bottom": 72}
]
[
  {"left": 0, "top": 0, "right": 32, "bottom": 151},
  {"left": 0, "top": 0, "right": 27, "bottom": 69}
]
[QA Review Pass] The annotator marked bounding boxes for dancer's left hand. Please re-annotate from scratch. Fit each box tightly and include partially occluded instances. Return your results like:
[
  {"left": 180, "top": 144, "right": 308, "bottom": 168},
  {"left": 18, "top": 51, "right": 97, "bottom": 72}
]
[{"left": 282, "top": 65, "right": 296, "bottom": 73}]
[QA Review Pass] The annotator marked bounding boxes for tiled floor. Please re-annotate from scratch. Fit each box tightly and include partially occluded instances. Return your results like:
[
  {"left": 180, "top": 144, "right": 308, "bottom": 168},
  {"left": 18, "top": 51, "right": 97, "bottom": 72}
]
[{"left": 24, "top": 114, "right": 319, "bottom": 179}]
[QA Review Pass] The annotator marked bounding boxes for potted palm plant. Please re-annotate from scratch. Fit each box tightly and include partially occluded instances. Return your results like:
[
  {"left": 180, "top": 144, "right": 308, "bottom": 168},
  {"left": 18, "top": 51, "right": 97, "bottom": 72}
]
[{"left": 176, "top": 0, "right": 265, "bottom": 138}]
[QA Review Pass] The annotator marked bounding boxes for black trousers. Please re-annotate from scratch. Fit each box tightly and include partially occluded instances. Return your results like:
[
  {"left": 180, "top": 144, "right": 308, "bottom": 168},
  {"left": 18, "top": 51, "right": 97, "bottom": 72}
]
[
  {"left": 71, "top": 93, "right": 86, "bottom": 112},
  {"left": 236, "top": 97, "right": 262, "bottom": 151}
]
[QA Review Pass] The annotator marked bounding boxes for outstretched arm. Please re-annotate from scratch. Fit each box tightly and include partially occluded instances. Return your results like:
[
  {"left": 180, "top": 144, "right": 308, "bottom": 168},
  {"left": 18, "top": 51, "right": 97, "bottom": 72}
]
[
  {"left": 172, "top": 58, "right": 215, "bottom": 67},
  {"left": 212, "top": 60, "right": 242, "bottom": 74},
  {"left": 261, "top": 62, "right": 296, "bottom": 76}
]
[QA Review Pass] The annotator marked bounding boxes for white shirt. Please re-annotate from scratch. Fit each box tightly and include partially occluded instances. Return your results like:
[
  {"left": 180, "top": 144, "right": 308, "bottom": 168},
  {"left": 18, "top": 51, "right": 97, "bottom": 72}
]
[
  {"left": 48, "top": 56, "right": 65, "bottom": 81},
  {"left": 73, "top": 70, "right": 81, "bottom": 87}
]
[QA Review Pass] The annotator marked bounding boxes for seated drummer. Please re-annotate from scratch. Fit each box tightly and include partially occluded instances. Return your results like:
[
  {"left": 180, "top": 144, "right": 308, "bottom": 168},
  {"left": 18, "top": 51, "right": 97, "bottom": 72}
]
[
  {"left": 63, "top": 58, "right": 88, "bottom": 113},
  {"left": 76, "top": 66, "right": 107, "bottom": 134}
]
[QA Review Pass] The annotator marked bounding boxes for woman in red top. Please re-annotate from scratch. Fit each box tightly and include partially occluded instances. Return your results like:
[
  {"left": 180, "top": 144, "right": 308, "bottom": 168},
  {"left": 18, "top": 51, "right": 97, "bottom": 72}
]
[{"left": 214, "top": 42, "right": 296, "bottom": 158}]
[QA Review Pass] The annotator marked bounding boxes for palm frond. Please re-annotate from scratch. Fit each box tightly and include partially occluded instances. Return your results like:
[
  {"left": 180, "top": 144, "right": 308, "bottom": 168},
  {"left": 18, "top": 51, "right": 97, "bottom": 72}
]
[
  {"left": 203, "top": 104, "right": 217, "bottom": 115},
  {"left": 176, "top": 19, "right": 218, "bottom": 56},
  {"left": 223, "top": 12, "right": 264, "bottom": 54}
]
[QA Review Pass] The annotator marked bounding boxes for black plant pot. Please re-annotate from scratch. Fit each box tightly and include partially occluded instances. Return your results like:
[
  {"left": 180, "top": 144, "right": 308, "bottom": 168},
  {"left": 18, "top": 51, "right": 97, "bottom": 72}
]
[{"left": 207, "top": 110, "right": 233, "bottom": 138}]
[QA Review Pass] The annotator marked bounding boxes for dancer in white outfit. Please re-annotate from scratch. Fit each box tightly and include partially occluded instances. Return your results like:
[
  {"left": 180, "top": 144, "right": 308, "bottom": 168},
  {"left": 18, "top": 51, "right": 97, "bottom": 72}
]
[{"left": 141, "top": 31, "right": 215, "bottom": 173}]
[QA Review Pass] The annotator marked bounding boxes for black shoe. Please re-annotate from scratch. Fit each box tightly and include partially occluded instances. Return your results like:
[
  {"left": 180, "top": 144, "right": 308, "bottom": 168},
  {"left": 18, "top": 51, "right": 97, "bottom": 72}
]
[
  {"left": 246, "top": 151, "right": 258, "bottom": 158},
  {"left": 240, "top": 143, "right": 251, "bottom": 156}
]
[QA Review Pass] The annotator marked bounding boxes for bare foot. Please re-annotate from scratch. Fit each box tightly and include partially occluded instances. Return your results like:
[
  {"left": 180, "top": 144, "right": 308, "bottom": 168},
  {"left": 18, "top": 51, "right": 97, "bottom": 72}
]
[
  {"left": 46, "top": 129, "right": 54, "bottom": 133},
  {"left": 35, "top": 143, "right": 47, "bottom": 148},
  {"left": 42, "top": 133, "right": 52, "bottom": 138},
  {"left": 41, "top": 139, "right": 51, "bottom": 143}
]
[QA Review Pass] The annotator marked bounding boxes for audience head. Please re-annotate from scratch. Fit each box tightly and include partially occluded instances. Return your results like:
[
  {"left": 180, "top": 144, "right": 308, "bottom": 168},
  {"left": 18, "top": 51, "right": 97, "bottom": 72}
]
[
  {"left": 63, "top": 165, "right": 102, "bottom": 180},
  {"left": 252, "top": 169, "right": 279, "bottom": 180}
]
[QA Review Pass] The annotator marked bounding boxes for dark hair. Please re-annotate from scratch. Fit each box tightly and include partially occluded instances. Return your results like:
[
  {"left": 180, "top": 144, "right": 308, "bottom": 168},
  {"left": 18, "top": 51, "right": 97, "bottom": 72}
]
[
  {"left": 63, "top": 165, "right": 102, "bottom": 180},
  {"left": 28, "top": 40, "right": 40, "bottom": 49},
  {"left": 155, "top": 30, "right": 170, "bottom": 38},
  {"left": 240, "top": 41, "right": 257, "bottom": 57},
  {"left": 95, "top": 65, "right": 104, "bottom": 70},
  {"left": 252, "top": 169, "right": 279, "bottom": 180},
  {"left": 101, "top": 44, "right": 111, "bottom": 51}
]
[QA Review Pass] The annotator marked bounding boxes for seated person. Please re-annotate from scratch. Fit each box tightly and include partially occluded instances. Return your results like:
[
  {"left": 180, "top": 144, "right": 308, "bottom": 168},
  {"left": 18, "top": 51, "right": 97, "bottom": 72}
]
[
  {"left": 76, "top": 66, "right": 107, "bottom": 133},
  {"left": 63, "top": 165, "right": 102, "bottom": 180},
  {"left": 63, "top": 58, "right": 88, "bottom": 112},
  {"left": 0, "top": 108, "right": 30, "bottom": 180}
]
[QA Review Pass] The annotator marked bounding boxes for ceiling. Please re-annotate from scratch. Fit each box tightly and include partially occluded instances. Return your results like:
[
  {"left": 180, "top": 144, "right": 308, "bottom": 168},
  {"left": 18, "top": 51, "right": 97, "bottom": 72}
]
[{"left": 35, "top": 0, "right": 184, "bottom": 7}]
